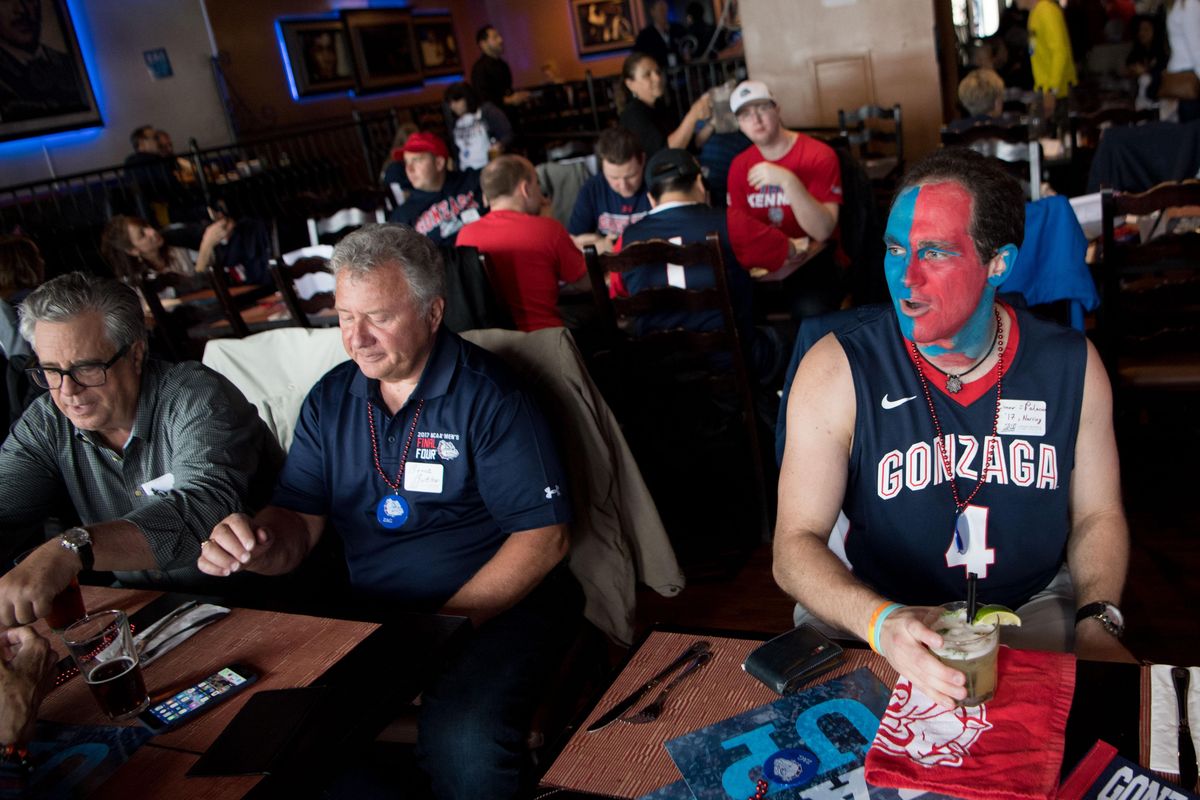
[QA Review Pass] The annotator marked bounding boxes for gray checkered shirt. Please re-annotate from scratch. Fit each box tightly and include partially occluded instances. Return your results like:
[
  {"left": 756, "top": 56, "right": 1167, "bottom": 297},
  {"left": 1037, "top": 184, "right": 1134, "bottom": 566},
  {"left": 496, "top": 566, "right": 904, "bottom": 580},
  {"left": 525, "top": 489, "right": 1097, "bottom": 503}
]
[{"left": 0, "top": 359, "right": 283, "bottom": 571}]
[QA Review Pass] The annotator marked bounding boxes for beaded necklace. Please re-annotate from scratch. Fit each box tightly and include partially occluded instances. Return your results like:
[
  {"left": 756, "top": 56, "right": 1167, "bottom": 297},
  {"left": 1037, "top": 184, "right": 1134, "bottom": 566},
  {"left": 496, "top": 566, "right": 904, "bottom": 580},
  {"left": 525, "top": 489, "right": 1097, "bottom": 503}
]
[
  {"left": 368, "top": 399, "right": 423, "bottom": 493},
  {"left": 909, "top": 307, "right": 1005, "bottom": 525}
]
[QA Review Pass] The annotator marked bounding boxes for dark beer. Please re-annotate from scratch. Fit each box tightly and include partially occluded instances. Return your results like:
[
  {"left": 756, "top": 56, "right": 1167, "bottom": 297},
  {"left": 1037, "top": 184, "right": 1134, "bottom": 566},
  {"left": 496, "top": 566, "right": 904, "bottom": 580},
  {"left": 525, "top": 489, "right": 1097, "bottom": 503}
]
[{"left": 85, "top": 657, "right": 148, "bottom": 719}]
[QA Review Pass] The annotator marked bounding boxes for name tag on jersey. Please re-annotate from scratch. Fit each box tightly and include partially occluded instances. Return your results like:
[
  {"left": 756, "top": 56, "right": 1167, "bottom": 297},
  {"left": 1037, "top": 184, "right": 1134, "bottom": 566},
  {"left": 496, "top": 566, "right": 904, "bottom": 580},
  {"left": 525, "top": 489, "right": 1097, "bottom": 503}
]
[
  {"left": 460, "top": 208, "right": 481, "bottom": 224},
  {"left": 998, "top": 399, "right": 1046, "bottom": 437},
  {"left": 404, "top": 462, "right": 444, "bottom": 493}
]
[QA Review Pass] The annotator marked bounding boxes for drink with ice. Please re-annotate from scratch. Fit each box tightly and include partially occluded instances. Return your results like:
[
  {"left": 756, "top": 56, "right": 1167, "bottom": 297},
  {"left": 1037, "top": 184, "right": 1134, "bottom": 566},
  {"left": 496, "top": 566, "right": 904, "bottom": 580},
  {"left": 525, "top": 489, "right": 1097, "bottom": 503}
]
[{"left": 929, "top": 602, "right": 999, "bottom": 707}]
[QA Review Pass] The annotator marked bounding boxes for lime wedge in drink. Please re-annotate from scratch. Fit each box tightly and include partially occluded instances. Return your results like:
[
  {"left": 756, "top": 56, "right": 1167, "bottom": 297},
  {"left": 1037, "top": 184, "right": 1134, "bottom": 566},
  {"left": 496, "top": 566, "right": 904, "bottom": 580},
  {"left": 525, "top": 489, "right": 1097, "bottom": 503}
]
[{"left": 974, "top": 604, "right": 1021, "bottom": 626}]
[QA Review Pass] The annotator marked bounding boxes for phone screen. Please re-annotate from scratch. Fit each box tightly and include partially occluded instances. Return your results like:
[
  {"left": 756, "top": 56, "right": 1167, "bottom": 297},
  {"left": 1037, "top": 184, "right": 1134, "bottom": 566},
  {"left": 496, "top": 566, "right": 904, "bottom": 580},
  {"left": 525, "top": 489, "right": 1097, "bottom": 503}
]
[{"left": 141, "top": 665, "right": 256, "bottom": 731}]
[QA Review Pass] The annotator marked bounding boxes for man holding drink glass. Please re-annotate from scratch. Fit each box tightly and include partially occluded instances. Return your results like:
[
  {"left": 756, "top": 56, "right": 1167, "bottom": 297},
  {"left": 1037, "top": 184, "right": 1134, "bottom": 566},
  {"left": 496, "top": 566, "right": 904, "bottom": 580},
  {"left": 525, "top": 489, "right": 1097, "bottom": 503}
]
[
  {"left": 773, "top": 149, "right": 1132, "bottom": 708},
  {"left": 0, "top": 273, "right": 281, "bottom": 629}
]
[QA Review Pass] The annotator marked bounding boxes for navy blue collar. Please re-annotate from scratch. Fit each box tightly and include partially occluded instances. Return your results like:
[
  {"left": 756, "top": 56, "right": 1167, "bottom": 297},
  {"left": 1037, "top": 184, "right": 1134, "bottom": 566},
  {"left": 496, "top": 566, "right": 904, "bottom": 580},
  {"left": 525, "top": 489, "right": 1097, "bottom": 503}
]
[{"left": 349, "top": 327, "right": 458, "bottom": 412}]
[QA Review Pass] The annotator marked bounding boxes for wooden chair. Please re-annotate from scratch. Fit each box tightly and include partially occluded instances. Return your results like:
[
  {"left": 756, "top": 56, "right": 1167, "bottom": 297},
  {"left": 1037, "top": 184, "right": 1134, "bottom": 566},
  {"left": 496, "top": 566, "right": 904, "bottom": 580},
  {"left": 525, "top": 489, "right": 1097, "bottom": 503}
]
[
  {"left": 207, "top": 264, "right": 285, "bottom": 339},
  {"left": 305, "top": 191, "right": 388, "bottom": 247},
  {"left": 585, "top": 233, "right": 771, "bottom": 561},
  {"left": 941, "top": 122, "right": 1043, "bottom": 200},
  {"left": 1098, "top": 181, "right": 1200, "bottom": 391},
  {"left": 270, "top": 246, "right": 336, "bottom": 329},
  {"left": 838, "top": 103, "right": 904, "bottom": 185}
]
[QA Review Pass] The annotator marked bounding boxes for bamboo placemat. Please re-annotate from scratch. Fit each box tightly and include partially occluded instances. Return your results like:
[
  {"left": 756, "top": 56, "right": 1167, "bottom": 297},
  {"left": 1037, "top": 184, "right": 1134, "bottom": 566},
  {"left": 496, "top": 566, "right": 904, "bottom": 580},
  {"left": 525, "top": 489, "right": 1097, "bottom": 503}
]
[{"left": 540, "top": 630, "right": 897, "bottom": 798}]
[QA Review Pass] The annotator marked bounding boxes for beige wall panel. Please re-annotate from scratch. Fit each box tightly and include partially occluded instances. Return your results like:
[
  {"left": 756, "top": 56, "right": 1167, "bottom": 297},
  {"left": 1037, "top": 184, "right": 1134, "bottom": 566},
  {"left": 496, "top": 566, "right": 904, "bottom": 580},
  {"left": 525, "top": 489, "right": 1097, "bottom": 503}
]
[{"left": 741, "top": 0, "right": 944, "bottom": 159}]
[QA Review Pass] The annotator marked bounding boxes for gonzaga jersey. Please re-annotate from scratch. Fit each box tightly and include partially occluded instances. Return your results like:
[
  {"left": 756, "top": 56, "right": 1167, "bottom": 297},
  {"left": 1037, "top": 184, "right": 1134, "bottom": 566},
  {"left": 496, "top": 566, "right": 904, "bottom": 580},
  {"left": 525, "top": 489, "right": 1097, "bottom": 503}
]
[{"left": 838, "top": 303, "right": 1086, "bottom": 608}]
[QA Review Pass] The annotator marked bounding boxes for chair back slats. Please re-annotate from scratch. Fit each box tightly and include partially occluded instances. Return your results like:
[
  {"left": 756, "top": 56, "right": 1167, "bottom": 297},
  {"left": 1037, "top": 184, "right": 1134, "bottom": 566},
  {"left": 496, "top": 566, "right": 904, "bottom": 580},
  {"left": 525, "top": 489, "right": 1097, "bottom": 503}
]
[
  {"left": 584, "top": 232, "right": 770, "bottom": 545},
  {"left": 1098, "top": 181, "right": 1200, "bottom": 387},
  {"left": 208, "top": 268, "right": 252, "bottom": 338},
  {"left": 837, "top": 104, "right": 903, "bottom": 183}
]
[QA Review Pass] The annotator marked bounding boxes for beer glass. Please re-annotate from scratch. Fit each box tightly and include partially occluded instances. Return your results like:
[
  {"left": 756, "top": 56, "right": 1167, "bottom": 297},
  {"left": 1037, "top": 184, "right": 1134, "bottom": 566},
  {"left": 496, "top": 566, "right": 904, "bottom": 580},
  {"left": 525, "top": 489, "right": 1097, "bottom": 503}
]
[{"left": 62, "top": 610, "right": 149, "bottom": 720}]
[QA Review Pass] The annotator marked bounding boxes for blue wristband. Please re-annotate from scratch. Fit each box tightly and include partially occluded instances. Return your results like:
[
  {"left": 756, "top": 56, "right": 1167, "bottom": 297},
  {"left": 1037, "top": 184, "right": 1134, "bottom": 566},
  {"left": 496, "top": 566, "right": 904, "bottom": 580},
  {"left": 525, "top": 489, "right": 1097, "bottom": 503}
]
[{"left": 871, "top": 603, "right": 904, "bottom": 657}]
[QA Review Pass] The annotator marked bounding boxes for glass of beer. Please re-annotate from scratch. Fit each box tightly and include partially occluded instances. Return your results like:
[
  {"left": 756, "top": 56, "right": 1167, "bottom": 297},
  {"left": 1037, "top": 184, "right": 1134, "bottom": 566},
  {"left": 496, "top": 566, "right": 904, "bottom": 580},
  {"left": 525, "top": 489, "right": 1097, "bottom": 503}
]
[
  {"left": 62, "top": 610, "right": 149, "bottom": 720},
  {"left": 928, "top": 601, "right": 999, "bottom": 707},
  {"left": 14, "top": 548, "right": 87, "bottom": 632}
]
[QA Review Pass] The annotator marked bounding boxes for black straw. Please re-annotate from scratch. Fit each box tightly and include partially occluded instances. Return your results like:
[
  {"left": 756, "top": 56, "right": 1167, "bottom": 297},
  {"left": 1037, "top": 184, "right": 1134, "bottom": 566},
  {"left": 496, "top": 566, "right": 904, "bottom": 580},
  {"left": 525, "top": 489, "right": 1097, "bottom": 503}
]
[{"left": 966, "top": 573, "right": 978, "bottom": 621}]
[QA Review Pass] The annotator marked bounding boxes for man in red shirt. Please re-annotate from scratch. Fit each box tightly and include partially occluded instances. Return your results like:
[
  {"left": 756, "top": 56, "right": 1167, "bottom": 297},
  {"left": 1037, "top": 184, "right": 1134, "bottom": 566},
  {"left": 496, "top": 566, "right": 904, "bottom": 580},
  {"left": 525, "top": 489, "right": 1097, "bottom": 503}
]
[
  {"left": 726, "top": 80, "right": 847, "bottom": 316},
  {"left": 457, "top": 156, "right": 589, "bottom": 331}
]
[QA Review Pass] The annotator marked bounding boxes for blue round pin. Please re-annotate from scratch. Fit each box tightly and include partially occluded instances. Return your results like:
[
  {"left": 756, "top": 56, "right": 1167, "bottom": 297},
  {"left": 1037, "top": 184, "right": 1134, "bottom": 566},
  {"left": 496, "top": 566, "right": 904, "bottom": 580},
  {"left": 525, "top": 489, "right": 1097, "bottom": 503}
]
[
  {"left": 763, "top": 747, "right": 818, "bottom": 788},
  {"left": 376, "top": 493, "right": 410, "bottom": 529}
]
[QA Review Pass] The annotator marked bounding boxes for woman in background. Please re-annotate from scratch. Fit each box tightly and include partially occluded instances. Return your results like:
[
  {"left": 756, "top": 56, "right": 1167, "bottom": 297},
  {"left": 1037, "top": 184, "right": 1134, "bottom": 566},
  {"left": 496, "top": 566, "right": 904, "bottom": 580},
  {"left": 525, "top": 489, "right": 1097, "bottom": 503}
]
[
  {"left": 619, "top": 51, "right": 712, "bottom": 157},
  {"left": 1167, "top": 0, "right": 1200, "bottom": 121}
]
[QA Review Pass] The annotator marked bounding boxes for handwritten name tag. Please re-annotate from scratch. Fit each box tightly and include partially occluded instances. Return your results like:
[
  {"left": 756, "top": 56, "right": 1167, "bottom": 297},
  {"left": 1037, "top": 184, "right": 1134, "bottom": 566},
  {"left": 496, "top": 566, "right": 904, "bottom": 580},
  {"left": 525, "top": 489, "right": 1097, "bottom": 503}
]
[
  {"left": 404, "top": 462, "right": 444, "bottom": 494},
  {"left": 998, "top": 399, "right": 1046, "bottom": 437}
]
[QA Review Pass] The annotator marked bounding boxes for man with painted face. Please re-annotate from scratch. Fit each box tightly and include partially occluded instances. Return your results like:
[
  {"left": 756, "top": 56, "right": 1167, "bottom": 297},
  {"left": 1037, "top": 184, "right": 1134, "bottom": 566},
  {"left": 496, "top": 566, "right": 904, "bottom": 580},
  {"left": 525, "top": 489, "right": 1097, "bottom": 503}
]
[{"left": 773, "top": 148, "right": 1131, "bottom": 708}]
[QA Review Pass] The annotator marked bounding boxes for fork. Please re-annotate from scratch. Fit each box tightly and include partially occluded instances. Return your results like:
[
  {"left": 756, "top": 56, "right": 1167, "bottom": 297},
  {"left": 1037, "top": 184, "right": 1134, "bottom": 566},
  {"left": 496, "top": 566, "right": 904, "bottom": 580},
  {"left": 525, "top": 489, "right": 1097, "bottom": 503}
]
[{"left": 622, "top": 651, "right": 712, "bottom": 724}]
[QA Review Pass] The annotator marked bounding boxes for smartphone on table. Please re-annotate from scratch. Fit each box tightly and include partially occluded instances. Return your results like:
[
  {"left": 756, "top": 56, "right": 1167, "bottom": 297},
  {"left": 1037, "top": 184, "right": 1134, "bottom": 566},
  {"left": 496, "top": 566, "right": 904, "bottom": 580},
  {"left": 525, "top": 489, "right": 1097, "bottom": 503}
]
[{"left": 138, "top": 662, "right": 259, "bottom": 733}]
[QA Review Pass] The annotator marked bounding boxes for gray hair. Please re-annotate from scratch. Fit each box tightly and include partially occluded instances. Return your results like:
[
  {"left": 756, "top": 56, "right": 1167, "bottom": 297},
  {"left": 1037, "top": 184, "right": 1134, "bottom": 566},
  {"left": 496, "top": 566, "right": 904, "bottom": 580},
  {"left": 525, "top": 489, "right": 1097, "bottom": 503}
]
[
  {"left": 18, "top": 272, "right": 146, "bottom": 351},
  {"left": 330, "top": 224, "right": 446, "bottom": 313}
]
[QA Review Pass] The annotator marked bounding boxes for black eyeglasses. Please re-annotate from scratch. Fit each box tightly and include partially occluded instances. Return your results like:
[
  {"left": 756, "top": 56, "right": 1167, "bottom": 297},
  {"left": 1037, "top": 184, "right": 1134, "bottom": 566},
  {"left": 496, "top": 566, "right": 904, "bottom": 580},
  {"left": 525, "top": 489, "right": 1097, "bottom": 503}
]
[{"left": 26, "top": 344, "right": 132, "bottom": 390}]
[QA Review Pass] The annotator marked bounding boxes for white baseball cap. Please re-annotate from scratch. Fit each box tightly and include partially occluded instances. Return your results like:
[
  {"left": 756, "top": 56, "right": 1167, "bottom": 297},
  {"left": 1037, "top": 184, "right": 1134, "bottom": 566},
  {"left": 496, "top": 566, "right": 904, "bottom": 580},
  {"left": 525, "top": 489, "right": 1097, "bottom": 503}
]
[{"left": 730, "top": 80, "right": 775, "bottom": 114}]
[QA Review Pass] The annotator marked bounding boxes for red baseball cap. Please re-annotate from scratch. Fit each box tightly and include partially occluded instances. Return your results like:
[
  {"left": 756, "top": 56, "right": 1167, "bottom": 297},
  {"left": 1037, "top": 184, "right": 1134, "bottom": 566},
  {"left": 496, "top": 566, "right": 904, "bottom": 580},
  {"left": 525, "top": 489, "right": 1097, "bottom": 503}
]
[{"left": 401, "top": 131, "right": 450, "bottom": 160}]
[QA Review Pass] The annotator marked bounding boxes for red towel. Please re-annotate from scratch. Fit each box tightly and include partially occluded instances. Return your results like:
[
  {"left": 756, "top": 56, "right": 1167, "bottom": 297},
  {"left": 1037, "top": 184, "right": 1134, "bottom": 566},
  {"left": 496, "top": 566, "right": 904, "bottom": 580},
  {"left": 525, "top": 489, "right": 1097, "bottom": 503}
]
[{"left": 865, "top": 647, "right": 1076, "bottom": 800}]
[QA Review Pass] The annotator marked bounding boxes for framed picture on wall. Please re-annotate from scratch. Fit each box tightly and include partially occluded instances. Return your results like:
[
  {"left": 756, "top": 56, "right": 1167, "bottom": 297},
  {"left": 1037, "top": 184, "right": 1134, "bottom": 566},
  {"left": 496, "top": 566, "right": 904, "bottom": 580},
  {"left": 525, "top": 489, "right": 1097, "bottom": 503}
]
[
  {"left": 342, "top": 8, "right": 421, "bottom": 93},
  {"left": 569, "top": 0, "right": 637, "bottom": 56},
  {"left": 278, "top": 19, "right": 355, "bottom": 98},
  {"left": 0, "top": 0, "right": 102, "bottom": 144},
  {"left": 413, "top": 14, "right": 461, "bottom": 78}
]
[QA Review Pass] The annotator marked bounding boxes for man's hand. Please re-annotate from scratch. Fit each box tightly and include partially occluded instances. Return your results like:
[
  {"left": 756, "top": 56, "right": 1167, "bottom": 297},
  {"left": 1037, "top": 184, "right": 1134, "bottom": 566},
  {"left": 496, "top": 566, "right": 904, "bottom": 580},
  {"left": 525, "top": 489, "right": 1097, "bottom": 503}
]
[
  {"left": 197, "top": 513, "right": 274, "bottom": 576},
  {"left": 878, "top": 606, "right": 968, "bottom": 709},
  {"left": 0, "top": 543, "right": 79, "bottom": 627},
  {"left": 0, "top": 627, "right": 54, "bottom": 744},
  {"left": 1074, "top": 619, "right": 1137, "bottom": 663},
  {"left": 747, "top": 162, "right": 800, "bottom": 195},
  {"left": 688, "top": 92, "right": 713, "bottom": 120},
  {"left": 780, "top": 237, "right": 812, "bottom": 270}
]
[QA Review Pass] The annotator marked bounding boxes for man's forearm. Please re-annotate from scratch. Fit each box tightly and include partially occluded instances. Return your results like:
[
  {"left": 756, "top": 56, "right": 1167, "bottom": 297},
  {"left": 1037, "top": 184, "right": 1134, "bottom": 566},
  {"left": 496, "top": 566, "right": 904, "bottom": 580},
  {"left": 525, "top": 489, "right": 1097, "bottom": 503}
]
[
  {"left": 87, "top": 520, "right": 158, "bottom": 571},
  {"left": 440, "top": 524, "right": 568, "bottom": 626},
  {"left": 786, "top": 185, "right": 836, "bottom": 242},
  {"left": 1067, "top": 508, "right": 1129, "bottom": 608},
  {"left": 773, "top": 530, "right": 886, "bottom": 641}
]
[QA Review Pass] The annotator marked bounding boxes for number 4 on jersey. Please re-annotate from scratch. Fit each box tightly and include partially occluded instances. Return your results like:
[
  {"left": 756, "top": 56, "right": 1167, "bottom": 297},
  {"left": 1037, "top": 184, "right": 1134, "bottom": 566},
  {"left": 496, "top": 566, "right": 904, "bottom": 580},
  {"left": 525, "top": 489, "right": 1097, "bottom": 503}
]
[{"left": 945, "top": 504, "right": 995, "bottom": 578}]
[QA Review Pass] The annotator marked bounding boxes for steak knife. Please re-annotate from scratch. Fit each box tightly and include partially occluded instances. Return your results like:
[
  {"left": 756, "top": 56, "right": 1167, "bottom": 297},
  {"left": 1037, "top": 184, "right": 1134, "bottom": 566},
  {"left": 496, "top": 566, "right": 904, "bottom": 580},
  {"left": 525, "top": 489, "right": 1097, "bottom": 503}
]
[
  {"left": 1173, "top": 666, "right": 1198, "bottom": 791},
  {"left": 586, "top": 640, "right": 711, "bottom": 733}
]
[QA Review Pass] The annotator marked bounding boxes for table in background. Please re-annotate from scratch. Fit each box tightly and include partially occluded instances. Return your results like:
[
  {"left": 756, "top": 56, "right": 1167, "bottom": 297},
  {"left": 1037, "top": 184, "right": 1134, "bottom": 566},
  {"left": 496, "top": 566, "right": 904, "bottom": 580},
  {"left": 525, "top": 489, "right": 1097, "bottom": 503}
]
[
  {"left": 537, "top": 625, "right": 1140, "bottom": 799},
  {"left": 37, "top": 586, "right": 469, "bottom": 799}
]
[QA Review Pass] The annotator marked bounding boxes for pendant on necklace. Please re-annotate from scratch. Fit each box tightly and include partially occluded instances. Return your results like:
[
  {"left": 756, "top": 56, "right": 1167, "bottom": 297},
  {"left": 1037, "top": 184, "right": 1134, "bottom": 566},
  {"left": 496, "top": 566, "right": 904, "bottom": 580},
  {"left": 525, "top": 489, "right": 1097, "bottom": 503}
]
[
  {"left": 376, "top": 493, "right": 411, "bottom": 529},
  {"left": 945, "top": 375, "right": 963, "bottom": 394}
]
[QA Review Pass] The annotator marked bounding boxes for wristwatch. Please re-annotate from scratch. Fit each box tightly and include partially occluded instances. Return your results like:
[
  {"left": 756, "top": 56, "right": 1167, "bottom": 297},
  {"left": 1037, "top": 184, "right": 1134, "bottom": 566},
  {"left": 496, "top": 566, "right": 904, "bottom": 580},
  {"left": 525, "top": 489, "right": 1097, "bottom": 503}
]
[
  {"left": 1075, "top": 601, "right": 1125, "bottom": 638},
  {"left": 59, "top": 527, "right": 94, "bottom": 572}
]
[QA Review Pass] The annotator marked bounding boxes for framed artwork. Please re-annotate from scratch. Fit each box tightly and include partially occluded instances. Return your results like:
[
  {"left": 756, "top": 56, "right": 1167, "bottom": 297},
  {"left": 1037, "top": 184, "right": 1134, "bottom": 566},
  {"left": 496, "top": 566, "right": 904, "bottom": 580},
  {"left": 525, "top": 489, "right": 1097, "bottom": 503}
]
[
  {"left": 413, "top": 14, "right": 461, "bottom": 78},
  {"left": 0, "top": 0, "right": 102, "bottom": 144},
  {"left": 278, "top": 19, "right": 355, "bottom": 98},
  {"left": 570, "top": 0, "right": 636, "bottom": 56},
  {"left": 342, "top": 9, "right": 421, "bottom": 93}
]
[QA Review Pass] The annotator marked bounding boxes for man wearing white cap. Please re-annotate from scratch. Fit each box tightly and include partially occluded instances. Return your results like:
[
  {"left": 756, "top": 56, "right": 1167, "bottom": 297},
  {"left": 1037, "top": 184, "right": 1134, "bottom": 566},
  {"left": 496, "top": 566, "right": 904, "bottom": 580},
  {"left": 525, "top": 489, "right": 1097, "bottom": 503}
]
[
  {"left": 726, "top": 80, "right": 845, "bottom": 316},
  {"left": 726, "top": 80, "right": 841, "bottom": 244}
]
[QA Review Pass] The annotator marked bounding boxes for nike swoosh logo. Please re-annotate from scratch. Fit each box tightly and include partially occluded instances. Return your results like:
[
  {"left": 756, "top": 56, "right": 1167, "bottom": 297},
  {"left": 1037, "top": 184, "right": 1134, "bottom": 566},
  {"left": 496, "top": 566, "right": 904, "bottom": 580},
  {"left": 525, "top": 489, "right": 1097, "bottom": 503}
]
[{"left": 881, "top": 394, "right": 917, "bottom": 410}]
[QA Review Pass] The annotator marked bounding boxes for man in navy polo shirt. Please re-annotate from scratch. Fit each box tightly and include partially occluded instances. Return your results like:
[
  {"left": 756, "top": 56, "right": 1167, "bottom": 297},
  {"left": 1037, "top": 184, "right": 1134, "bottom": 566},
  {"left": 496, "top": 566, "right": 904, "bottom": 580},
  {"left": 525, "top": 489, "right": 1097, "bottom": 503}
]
[
  {"left": 568, "top": 127, "right": 651, "bottom": 254},
  {"left": 198, "top": 224, "right": 580, "bottom": 799}
]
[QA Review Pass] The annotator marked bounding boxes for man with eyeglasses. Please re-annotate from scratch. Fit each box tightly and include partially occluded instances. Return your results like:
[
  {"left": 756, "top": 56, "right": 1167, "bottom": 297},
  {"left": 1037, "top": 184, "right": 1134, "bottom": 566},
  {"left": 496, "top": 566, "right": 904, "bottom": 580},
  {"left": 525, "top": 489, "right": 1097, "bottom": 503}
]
[
  {"left": 726, "top": 80, "right": 847, "bottom": 316},
  {"left": 0, "top": 273, "right": 282, "bottom": 627}
]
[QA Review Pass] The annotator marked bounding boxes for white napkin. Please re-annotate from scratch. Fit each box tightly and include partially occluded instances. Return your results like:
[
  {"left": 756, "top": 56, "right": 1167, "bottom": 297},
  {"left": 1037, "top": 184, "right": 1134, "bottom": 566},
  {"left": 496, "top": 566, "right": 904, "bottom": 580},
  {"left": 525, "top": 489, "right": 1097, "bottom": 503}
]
[
  {"left": 1150, "top": 664, "right": 1200, "bottom": 772},
  {"left": 134, "top": 603, "right": 229, "bottom": 667}
]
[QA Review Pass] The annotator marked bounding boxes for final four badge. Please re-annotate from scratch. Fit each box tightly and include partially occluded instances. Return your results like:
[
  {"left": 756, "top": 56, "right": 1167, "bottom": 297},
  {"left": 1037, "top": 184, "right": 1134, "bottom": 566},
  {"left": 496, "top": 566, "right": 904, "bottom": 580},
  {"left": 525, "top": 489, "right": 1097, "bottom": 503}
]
[
  {"left": 763, "top": 747, "right": 818, "bottom": 787},
  {"left": 377, "top": 493, "right": 410, "bottom": 529}
]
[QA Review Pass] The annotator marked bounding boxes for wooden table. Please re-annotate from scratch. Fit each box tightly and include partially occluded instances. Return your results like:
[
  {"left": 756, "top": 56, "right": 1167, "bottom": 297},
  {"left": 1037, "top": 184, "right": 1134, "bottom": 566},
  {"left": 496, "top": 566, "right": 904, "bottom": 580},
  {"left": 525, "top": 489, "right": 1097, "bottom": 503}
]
[
  {"left": 537, "top": 626, "right": 1142, "bottom": 799},
  {"left": 37, "top": 586, "right": 469, "bottom": 799}
]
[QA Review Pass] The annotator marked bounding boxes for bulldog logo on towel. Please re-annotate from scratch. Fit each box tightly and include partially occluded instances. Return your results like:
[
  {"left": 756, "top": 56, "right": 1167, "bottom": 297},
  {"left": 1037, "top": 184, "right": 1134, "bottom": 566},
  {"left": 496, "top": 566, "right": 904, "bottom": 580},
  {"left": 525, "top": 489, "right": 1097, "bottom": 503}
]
[{"left": 871, "top": 678, "right": 992, "bottom": 768}]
